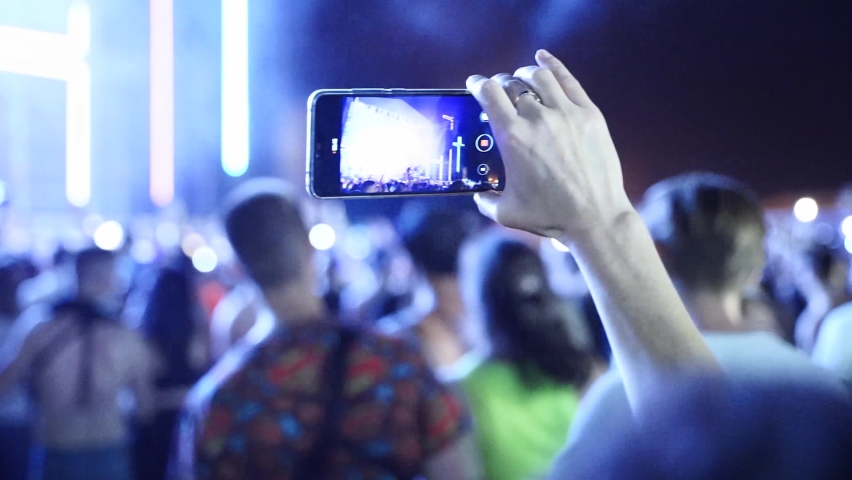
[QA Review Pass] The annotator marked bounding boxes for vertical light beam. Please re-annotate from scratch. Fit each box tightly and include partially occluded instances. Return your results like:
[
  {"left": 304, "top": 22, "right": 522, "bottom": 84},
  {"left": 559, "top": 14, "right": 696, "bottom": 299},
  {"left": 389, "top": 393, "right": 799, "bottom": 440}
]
[
  {"left": 150, "top": 0, "right": 175, "bottom": 207},
  {"left": 221, "top": 0, "right": 249, "bottom": 177},
  {"left": 65, "top": 1, "right": 91, "bottom": 208}
]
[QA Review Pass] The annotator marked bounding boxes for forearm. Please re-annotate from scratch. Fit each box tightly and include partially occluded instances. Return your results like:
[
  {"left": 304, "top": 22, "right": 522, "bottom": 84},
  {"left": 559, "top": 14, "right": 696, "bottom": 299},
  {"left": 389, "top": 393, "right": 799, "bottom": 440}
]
[{"left": 565, "top": 208, "right": 720, "bottom": 414}]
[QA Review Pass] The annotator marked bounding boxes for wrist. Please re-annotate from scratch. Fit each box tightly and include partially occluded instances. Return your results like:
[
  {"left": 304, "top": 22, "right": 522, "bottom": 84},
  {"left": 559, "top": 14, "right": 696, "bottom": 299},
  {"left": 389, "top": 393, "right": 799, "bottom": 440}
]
[{"left": 561, "top": 205, "right": 643, "bottom": 252}]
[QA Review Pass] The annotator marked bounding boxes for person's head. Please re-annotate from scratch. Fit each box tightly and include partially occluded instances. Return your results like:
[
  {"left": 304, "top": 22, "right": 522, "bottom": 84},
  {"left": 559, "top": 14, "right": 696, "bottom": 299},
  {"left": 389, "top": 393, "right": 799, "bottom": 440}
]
[
  {"left": 141, "top": 261, "right": 196, "bottom": 366},
  {"left": 461, "top": 231, "right": 593, "bottom": 387},
  {"left": 74, "top": 247, "right": 122, "bottom": 302},
  {"left": 222, "top": 178, "right": 312, "bottom": 292},
  {"left": 804, "top": 245, "right": 849, "bottom": 297},
  {"left": 569, "top": 377, "right": 852, "bottom": 480},
  {"left": 398, "top": 204, "right": 480, "bottom": 280},
  {"left": 642, "top": 173, "right": 766, "bottom": 296}
]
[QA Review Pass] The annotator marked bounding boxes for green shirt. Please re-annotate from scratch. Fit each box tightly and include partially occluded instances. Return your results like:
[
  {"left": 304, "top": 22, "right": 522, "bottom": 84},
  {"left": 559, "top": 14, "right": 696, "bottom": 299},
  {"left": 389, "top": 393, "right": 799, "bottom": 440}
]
[{"left": 460, "top": 361, "right": 581, "bottom": 480}]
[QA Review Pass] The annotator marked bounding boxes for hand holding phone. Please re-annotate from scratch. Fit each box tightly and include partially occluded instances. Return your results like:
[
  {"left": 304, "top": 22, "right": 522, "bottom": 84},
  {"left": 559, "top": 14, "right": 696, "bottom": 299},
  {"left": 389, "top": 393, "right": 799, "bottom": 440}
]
[{"left": 307, "top": 89, "right": 505, "bottom": 198}]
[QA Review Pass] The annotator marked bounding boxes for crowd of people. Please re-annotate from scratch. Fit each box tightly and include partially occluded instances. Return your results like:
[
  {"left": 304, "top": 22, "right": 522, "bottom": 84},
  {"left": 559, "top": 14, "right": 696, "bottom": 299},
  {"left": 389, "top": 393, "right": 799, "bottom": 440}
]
[{"left": 0, "top": 51, "right": 850, "bottom": 479}]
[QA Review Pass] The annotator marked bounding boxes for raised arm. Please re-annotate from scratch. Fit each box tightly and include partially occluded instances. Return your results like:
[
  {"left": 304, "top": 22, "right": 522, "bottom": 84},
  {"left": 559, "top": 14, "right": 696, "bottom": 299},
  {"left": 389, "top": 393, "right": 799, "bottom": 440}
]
[{"left": 466, "top": 50, "right": 720, "bottom": 416}]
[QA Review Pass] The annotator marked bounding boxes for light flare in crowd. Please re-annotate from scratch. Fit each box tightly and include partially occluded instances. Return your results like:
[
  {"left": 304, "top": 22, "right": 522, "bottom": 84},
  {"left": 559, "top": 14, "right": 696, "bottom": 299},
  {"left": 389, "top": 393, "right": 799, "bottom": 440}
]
[
  {"left": 181, "top": 232, "right": 206, "bottom": 257},
  {"left": 309, "top": 223, "right": 336, "bottom": 251},
  {"left": 192, "top": 245, "right": 219, "bottom": 272},
  {"left": 841, "top": 215, "right": 852, "bottom": 239},
  {"left": 93, "top": 220, "right": 125, "bottom": 251},
  {"left": 793, "top": 197, "right": 819, "bottom": 223}
]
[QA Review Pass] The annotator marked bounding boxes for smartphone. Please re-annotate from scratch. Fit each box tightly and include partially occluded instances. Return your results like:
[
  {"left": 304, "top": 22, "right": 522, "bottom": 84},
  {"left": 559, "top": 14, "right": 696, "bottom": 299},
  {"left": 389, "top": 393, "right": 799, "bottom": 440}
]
[{"left": 307, "top": 89, "right": 504, "bottom": 199}]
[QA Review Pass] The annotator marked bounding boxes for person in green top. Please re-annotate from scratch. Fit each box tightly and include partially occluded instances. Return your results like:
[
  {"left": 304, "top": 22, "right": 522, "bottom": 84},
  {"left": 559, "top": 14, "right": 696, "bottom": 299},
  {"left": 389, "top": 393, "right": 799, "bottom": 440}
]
[{"left": 457, "top": 231, "right": 603, "bottom": 480}]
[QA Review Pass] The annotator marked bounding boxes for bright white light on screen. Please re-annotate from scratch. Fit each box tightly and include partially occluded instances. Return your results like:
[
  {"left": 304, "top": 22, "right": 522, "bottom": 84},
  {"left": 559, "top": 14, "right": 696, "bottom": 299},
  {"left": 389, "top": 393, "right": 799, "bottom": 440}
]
[
  {"left": 222, "top": 0, "right": 250, "bottom": 177},
  {"left": 82, "top": 213, "right": 104, "bottom": 236},
  {"left": 551, "top": 238, "right": 570, "bottom": 252},
  {"left": 0, "top": 181, "right": 7, "bottom": 204},
  {"left": 94, "top": 221, "right": 125, "bottom": 251},
  {"left": 793, "top": 198, "right": 818, "bottom": 223},
  {"left": 181, "top": 232, "right": 206, "bottom": 257},
  {"left": 846, "top": 237, "right": 852, "bottom": 255},
  {"left": 192, "top": 246, "right": 219, "bottom": 273},
  {"left": 150, "top": 0, "right": 175, "bottom": 206},
  {"left": 309, "top": 224, "right": 336, "bottom": 251},
  {"left": 0, "top": 2, "right": 92, "bottom": 207},
  {"left": 841, "top": 216, "right": 852, "bottom": 238}
]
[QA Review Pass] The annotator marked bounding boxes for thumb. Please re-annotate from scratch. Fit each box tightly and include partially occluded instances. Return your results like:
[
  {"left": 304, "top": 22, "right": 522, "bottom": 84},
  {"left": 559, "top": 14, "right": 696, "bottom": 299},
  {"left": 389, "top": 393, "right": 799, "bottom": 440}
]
[{"left": 473, "top": 191, "right": 502, "bottom": 223}]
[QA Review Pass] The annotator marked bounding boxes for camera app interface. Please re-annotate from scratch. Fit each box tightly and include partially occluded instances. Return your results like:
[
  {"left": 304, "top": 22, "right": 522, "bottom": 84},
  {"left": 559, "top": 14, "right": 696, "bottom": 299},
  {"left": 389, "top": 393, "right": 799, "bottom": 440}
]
[{"left": 337, "top": 95, "right": 502, "bottom": 195}]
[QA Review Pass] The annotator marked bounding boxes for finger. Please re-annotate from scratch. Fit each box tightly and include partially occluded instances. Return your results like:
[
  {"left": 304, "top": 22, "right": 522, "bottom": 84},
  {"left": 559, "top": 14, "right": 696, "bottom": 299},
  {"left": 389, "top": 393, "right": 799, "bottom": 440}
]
[
  {"left": 493, "top": 74, "right": 531, "bottom": 107},
  {"left": 513, "top": 65, "right": 565, "bottom": 108},
  {"left": 535, "top": 49, "right": 594, "bottom": 108},
  {"left": 467, "top": 75, "right": 516, "bottom": 128},
  {"left": 473, "top": 191, "right": 501, "bottom": 223}
]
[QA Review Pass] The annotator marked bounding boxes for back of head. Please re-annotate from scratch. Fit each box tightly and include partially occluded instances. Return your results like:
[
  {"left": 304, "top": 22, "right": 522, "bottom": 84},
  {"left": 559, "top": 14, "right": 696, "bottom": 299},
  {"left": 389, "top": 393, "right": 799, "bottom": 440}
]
[
  {"left": 642, "top": 173, "right": 766, "bottom": 293},
  {"left": 223, "top": 178, "right": 309, "bottom": 290},
  {"left": 571, "top": 377, "right": 852, "bottom": 480},
  {"left": 804, "top": 244, "right": 849, "bottom": 291},
  {"left": 74, "top": 247, "right": 117, "bottom": 294},
  {"left": 398, "top": 204, "right": 480, "bottom": 277},
  {"left": 462, "top": 231, "right": 592, "bottom": 387},
  {"left": 142, "top": 263, "right": 195, "bottom": 370}
]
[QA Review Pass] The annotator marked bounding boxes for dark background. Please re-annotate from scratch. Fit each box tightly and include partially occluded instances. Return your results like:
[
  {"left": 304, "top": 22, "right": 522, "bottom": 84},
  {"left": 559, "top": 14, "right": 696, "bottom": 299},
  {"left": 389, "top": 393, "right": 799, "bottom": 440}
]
[{"left": 263, "top": 0, "right": 852, "bottom": 203}]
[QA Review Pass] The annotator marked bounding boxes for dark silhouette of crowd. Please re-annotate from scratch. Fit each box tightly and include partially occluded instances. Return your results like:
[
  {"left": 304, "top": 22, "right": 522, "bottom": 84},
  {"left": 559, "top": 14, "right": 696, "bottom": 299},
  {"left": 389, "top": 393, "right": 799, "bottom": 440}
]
[{"left": 0, "top": 51, "right": 850, "bottom": 480}]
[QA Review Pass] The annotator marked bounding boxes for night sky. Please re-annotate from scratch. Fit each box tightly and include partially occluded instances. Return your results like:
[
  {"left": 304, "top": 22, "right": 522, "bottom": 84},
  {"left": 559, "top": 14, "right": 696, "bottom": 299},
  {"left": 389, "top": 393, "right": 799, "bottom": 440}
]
[{"left": 283, "top": 0, "right": 851, "bottom": 203}]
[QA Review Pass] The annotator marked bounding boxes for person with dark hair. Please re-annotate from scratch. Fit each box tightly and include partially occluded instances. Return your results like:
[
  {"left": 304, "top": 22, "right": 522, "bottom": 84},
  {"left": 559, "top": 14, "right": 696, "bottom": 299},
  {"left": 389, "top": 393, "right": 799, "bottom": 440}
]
[
  {"left": 568, "top": 377, "right": 852, "bottom": 480},
  {"left": 795, "top": 245, "right": 851, "bottom": 353},
  {"left": 376, "top": 204, "right": 483, "bottom": 378},
  {"left": 0, "top": 247, "right": 156, "bottom": 480},
  {"left": 457, "top": 232, "right": 601, "bottom": 480},
  {"left": 0, "top": 258, "right": 36, "bottom": 480},
  {"left": 550, "top": 173, "right": 847, "bottom": 477},
  {"left": 172, "top": 179, "right": 480, "bottom": 479},
  {"left": 133, "top": 259, "right": 209, "bottom": 480}
]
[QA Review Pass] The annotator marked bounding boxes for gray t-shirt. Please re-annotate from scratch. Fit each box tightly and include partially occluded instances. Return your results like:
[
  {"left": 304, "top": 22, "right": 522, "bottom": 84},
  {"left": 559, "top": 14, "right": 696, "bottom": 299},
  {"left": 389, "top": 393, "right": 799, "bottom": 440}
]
[{"left": 549, "top": 332, "right": 847, "bottom": 478}]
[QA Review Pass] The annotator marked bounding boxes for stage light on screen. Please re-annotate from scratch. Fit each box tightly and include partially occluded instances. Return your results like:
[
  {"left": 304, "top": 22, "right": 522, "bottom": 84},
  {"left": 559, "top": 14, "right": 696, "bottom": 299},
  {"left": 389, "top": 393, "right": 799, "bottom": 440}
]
[
  {"left": 309, "top": 223, "right": 336, "bottom": 251},
  {"left": 94, "top": 221, "right": 125, "bottom": 251},
  {"left": 0, "top": 3, "right": 92, "bottom": 207},
  {"left": 192, "top": 246, "right": 219, "bottom": 273},
  {"left": 841, "top": 216, "right": 852, "bottom": 238},
  {"left": 793, "top": 197, "right": 818, "bottom": 223},
  {"left": 150, "top": 0, "right": 175, "bottom": 206},
  {"left": 221, "top": 0, "right": 250, "bottom": 177},
  {"left": 846, "top": 237, "right": 852, "bottom": 255},
  {"left": 551, "top": 238, "right": 570, "bottom": 252}
]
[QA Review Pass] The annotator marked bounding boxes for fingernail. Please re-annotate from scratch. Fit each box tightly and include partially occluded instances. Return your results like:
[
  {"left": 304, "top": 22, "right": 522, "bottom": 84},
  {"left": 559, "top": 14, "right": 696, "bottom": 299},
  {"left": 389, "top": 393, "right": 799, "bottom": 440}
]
[{"left": 537, "top": 49, "right": 553, "bottom": 59}]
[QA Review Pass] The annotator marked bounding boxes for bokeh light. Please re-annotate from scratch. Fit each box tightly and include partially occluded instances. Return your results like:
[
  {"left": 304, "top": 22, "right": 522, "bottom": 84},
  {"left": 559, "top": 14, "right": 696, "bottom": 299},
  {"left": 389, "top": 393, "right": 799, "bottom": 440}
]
[
  {"left": 181, "top": 232, "right": 206, "bottom": 257},
  {"left": 841, "top": 216, "right": 852, "bottom": 238},
  {"left": 155, "top": 222, "right": 181, "bottom": 248},
  {"left": 131, "top": 238, "right": 157, "bottom": 264},
  {"left": 192, "top": 246, "right": 218, "bottom": 273},
  {"left": 793, "top": 197, "right": 818, "bottom": 223},
  {"left": 93, "top": 221, "right": 125, "bottom": 251},
  {"left": 309, "top": 223, "right": 336, "bottom": 251}
]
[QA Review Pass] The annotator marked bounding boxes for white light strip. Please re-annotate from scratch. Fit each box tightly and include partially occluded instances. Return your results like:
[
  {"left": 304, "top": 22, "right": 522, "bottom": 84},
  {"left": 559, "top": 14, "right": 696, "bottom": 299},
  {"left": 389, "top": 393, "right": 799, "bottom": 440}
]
[
  {"left": 65, "top": 1, "right": 91, "bottom": 207},
  {"left": 221, "top": 0, "right": 250, "bottom": 177},
  {"left": 150, "top": 0, "right": 175, "bottom": 207},
  {"left": 0, "top": 3, "right": 92, "bottom": 207},
  {"left": 66, "top": 63, "right": 91, "bottom": 207}
]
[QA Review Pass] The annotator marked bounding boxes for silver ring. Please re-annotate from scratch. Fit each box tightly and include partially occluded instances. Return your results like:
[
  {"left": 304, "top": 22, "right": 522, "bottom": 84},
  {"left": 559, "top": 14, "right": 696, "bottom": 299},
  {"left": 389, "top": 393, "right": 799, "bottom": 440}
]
[{"left": 514, "top": 90, "right": 542, "bottom": 107}]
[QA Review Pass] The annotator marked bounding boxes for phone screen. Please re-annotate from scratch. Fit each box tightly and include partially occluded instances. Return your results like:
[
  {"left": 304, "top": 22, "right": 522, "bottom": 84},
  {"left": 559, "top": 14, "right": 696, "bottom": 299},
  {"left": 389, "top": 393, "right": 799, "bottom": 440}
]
[{"left": 309, "top": 91, "right": 504, "bottom": 198}]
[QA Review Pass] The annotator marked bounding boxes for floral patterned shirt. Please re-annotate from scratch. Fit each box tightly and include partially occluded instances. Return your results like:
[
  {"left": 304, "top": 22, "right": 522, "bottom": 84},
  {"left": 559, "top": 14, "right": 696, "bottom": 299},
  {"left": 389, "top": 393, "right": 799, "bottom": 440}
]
[{"left": 173, "top": 321, "right": 469, "bottom": 479}]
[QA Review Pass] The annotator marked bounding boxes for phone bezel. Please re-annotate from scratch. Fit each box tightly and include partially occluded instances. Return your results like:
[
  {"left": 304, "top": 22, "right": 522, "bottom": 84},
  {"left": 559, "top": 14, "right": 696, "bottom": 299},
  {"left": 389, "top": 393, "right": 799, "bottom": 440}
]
[{"left": 306, "top": 88, "right": 501, "bottom": 199}]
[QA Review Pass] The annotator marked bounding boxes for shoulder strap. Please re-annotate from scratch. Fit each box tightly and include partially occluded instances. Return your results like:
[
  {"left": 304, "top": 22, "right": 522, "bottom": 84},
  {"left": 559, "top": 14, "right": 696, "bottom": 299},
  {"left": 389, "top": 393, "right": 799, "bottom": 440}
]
[{"left": 296, "top": 325, "right": 358, "bottom": 478}]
